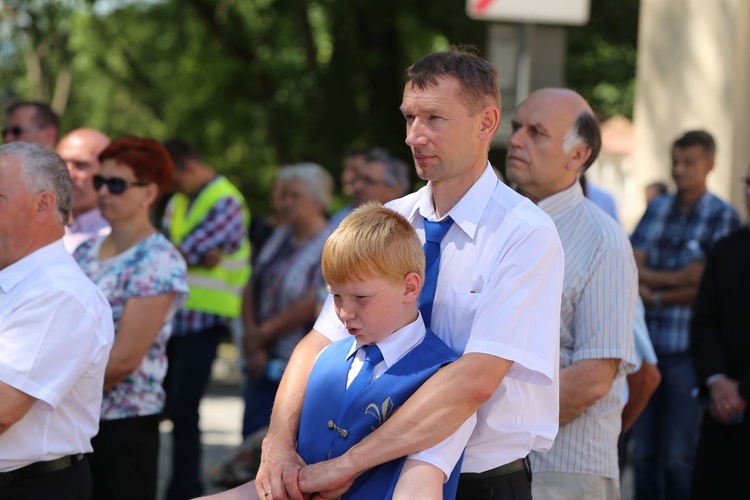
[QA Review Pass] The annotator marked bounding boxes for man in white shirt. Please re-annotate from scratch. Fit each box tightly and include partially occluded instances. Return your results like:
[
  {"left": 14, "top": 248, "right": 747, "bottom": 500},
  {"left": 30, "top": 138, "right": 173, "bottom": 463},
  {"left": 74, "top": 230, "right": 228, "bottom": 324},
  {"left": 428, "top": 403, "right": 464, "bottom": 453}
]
[
  {"left": 0, "top": 142, "right": 114, "bottom": 498},
  {"left": 255, "top": 49, "right": 565, "bottom": 500},
  {"left": 56, "top": 128, "right": 112, "bottom": 252},
  {"left": 505, "top": 88, "right": 638, "bottom": 499}
]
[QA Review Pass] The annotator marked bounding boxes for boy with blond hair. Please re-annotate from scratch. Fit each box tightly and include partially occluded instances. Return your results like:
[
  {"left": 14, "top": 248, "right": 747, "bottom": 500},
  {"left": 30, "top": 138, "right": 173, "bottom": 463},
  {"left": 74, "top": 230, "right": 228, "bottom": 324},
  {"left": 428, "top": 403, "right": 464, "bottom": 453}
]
[{"left": 202, "top": 202, "right": 473, "bottom": 499}]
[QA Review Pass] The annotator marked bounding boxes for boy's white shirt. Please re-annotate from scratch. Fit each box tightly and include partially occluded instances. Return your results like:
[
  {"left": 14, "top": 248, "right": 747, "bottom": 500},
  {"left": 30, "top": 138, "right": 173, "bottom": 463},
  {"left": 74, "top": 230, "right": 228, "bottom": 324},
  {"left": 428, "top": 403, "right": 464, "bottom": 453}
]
[{"left": 313, "top": 312, "right": 477, "bottom": 481}]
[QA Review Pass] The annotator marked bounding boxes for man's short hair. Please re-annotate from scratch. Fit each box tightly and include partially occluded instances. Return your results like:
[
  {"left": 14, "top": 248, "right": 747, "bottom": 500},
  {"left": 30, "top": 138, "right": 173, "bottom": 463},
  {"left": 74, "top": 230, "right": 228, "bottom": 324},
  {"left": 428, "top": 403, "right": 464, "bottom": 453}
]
[
  {"left": 6, "top": 101, "right": 60, "bottom": 130},
  {"left": 563, "top": 111, "right": 602, "bottom": 171},
  {"left": 672, "top": 130, "right": 716, "bottom": 157},
  {"left": 343, "top": 148, "right": 368, "bottom": 161},
  {"left": 162, "top": 138, "right": 202, "bottom": 170},
  {"left": 0, "top": 142, "right": 72, "bottom": 224},
  {"left": 405, "top": 47, "right": 501, "bottom": 115},
  {"left": 364, "top": 148, "right": 410, "bottom": 195},
  {"left": 647, "top": 181, "right": 669, "bottom": 197},
  {"left": 322, "top": 202, "right": 425, "bottom": 288}
]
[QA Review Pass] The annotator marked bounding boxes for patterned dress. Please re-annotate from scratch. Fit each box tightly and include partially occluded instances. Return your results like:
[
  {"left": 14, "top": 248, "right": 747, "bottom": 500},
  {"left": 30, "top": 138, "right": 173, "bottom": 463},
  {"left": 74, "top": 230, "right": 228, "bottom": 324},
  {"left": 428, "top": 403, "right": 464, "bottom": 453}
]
[{"left": 74, "top": 233, "right": 188, "bottom": 420}]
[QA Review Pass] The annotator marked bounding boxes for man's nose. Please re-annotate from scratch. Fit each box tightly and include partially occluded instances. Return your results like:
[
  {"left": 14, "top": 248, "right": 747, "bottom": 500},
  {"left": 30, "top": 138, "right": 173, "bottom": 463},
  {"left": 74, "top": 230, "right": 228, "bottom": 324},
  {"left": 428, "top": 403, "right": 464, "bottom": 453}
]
[
  {"left": 405, "top": 119, "right": 427, "bottom": 147},
  {"left": 508, "top": 128, "right": 525, "bottom": 149}
]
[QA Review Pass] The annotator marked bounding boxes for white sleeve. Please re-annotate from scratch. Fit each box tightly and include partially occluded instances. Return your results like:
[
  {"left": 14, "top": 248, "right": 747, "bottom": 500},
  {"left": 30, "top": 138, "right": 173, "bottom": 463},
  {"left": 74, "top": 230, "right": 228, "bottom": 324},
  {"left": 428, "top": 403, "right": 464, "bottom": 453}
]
[
  {"left": 0, "top": 290, "right": 112, "bottom": 409},
  {"left": 407, "top": 413, "right": 477, "bottom": 481}
]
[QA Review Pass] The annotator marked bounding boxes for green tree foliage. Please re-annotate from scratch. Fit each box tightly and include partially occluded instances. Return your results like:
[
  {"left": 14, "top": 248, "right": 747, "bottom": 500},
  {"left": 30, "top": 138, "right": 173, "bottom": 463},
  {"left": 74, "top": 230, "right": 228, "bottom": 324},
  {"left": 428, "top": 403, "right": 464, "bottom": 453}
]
[
  {"left": 566, "top": 0, "right": 640, "bottom": 119},
  {"left": 1, "top": 0, "right": 638, "bottom": 212}
]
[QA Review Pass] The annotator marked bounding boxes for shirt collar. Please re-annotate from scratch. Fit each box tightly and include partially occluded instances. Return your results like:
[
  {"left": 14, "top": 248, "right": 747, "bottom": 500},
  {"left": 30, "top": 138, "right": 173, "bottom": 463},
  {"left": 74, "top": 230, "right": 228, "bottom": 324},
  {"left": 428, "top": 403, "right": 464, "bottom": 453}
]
[
  {"left": 0, "top": 240, "right": 67, "bottom": 294},
  {"left": 189, "top": 175, "right": 221, "bottom": 202},
  {"left": 346, "top": 313, "right": 427, "bottom": 369},
  {"left": 537, "top": 180, "right": 584, "bottom": 218},
  {"left": 668, "top": 190, "right": 712, "bottom": 215},
  {"left": 407, "top": 162, "right": 498, "bottom": 241},
  {"left": 69, "top": 208, "right": 109, "bottom": 234}
]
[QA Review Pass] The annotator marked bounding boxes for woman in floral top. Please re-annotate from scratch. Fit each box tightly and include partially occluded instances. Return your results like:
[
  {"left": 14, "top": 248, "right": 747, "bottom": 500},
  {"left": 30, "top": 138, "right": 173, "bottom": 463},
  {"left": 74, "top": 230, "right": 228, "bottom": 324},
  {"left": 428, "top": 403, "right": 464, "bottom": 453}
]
[{"left": 74, "top": 136, "right": 188, "bottom": 500}]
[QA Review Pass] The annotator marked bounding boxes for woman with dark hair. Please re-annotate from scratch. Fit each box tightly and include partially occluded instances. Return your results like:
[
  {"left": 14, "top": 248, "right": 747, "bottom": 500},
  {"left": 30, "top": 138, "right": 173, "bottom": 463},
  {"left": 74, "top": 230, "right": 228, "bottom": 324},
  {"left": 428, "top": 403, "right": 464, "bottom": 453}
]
[{"left": 73, "top": 136, "right": 189, "bottom": 500}]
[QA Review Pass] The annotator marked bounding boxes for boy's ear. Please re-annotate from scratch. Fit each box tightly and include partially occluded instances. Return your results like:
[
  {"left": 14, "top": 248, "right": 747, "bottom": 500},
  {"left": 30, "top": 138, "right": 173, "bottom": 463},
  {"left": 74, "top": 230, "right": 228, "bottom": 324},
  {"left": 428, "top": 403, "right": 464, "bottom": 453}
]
[{"left": 403, "top": 271, "right": 422, "bottom": 304}]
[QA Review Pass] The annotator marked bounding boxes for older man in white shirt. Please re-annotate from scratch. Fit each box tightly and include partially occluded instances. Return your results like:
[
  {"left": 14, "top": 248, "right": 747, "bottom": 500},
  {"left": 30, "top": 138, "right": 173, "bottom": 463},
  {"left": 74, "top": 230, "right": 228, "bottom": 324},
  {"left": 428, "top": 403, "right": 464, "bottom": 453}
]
[{"left": 0, "top": 142, "right": 114, "bottom": 498}]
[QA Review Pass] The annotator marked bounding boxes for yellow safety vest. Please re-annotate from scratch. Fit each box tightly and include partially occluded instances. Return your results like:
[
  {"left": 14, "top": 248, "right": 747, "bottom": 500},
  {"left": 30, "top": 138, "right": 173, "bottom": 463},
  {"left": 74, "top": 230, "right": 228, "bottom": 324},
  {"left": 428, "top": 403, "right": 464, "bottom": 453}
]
[{"left": 167, "top": 176, "right": 251, "bottom": 318}]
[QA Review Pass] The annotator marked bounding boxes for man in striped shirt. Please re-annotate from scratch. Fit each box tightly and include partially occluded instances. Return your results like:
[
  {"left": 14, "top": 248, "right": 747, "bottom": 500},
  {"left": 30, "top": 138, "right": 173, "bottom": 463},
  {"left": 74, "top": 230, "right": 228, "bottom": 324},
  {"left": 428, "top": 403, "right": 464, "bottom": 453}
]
[{"left": 505, "top": 88, "right": 637, "bottom": 500}]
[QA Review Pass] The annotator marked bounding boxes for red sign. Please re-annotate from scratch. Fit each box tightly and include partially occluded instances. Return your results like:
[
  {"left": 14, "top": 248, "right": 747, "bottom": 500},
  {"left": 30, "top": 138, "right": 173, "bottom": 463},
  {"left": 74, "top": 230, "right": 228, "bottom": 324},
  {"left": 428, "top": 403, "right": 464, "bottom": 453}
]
[{"left": 467, "top": 0, "right": 591, "bottom": 25}]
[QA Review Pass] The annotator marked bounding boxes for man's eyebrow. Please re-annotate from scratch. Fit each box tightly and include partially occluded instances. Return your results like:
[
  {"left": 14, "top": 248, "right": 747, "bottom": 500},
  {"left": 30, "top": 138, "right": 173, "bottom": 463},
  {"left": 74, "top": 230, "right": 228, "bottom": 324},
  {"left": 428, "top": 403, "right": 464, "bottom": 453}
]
[
  {"left": 512, "top": 119, "right": 549, "bottom": 133},
  {"left": 400, "top": 107, "right": 447, "bottom": 118}
]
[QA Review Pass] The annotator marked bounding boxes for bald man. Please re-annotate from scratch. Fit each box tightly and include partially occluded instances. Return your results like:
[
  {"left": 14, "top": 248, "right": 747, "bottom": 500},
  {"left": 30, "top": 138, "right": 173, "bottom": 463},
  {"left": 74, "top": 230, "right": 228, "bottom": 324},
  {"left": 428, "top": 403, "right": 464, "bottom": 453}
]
[
  {"left": 505, "top": 88, "right": 637, "bottom": 500},
  {"left": 56, "top": 128, "right": 111, "bottom": 252}
]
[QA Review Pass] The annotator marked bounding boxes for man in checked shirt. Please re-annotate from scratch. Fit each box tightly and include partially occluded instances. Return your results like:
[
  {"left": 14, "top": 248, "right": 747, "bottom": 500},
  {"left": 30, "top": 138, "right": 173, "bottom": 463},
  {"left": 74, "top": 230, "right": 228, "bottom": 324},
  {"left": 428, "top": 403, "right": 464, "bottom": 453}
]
[{"left": 161, "top": 138, "right": 251, "bottom": 500}]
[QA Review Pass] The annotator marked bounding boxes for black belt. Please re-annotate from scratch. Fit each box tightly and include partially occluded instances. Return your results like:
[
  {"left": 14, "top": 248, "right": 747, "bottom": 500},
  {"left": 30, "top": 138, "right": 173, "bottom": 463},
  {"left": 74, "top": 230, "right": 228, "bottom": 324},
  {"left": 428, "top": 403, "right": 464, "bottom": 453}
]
[
  {"left": 460, "top": 457, "right": 529, "bottom": 480},
  {"left": 0, "top": 454, "right": 84, "bottom": 489}
]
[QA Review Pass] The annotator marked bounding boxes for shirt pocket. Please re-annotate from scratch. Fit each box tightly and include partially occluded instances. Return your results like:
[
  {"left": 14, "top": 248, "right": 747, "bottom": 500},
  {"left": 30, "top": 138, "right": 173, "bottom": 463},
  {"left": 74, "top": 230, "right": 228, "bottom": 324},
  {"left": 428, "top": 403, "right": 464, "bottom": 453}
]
[{"left": 444, "top": 286, "right": 482, "bottom": 353}]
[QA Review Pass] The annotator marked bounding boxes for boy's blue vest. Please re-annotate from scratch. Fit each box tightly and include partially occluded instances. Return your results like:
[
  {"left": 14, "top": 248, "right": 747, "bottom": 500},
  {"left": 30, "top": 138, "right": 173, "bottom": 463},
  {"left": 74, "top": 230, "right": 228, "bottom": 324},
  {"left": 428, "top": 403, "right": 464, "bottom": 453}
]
[{"left": 297, "top": 330, "right": 462, "bottom": 499}]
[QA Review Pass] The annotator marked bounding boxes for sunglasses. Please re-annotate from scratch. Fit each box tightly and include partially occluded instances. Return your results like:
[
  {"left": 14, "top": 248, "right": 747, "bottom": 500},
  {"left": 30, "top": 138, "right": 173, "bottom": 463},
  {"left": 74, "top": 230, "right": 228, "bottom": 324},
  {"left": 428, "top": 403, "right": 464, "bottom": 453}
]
[
  {"left": 1, "top": 124, "right": 44, "bottom": 139},
  {"left": 93, "top": 175, "right": 150, "bottom": 195}
]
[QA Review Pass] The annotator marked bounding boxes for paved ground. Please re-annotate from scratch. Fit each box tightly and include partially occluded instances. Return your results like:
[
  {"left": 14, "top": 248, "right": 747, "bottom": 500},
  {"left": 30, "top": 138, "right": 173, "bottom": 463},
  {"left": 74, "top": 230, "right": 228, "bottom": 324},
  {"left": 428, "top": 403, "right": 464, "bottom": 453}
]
[
  {"left": 157, "top": 343, "right": 635, "bottom": 499},
  {"left": 157, "top": 345, "right": 245, "bottom": 500}
]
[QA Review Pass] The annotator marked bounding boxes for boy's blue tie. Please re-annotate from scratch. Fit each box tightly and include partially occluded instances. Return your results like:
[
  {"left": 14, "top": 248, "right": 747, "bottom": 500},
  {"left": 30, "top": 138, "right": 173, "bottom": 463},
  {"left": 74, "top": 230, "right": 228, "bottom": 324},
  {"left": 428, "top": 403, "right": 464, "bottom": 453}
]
[
  {"left": 342, "top": 344, "right": 384, "bottom": 409},
  {"left": 419, "top": 217, "right": 453, "bottom": 329}
]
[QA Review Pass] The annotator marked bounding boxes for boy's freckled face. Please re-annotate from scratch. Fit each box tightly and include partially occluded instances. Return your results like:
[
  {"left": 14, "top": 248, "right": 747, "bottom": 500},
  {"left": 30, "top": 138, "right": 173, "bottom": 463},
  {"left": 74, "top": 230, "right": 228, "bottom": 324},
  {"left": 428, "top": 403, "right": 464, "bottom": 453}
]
[{"left": 329, "top": 276, "right": 409, "bottom": 345}]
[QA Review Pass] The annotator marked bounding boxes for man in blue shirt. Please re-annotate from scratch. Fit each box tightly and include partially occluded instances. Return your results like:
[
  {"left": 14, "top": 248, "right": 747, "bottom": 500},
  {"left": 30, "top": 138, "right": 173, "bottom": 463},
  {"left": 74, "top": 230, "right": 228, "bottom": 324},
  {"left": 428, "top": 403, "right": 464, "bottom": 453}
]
[{"left": 629, "top": 130, "right": 741, "bottom": 500}]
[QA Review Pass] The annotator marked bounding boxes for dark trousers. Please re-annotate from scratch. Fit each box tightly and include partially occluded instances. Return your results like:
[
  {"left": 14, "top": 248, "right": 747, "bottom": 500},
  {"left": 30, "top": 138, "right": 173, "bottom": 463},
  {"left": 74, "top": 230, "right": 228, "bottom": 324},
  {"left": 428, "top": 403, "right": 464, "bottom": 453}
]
[
  {"left": 690, "top": 410, "right": 750, "bottom": 499},
  {"left": 0, "top": 456, "right": 91, "bottom": 500},
  {"left": 631, "top": 355, "right": 701, "bottom": 500},
  {"left": 163, "top": 325, "right": 226, "bottom": 500},
  {"left": 456, "top": 459, "right": 533, "bottom": 500},
  {"left": 88, "top": 414, "right": 161, "bottom": 500},
  {"left": 241, "top": 375, "right": 279, "bottom": 440}
]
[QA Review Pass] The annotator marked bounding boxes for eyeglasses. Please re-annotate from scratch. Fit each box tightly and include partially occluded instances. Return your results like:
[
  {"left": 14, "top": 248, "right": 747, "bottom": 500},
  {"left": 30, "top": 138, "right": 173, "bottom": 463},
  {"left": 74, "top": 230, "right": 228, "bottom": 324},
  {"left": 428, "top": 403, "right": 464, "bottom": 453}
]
[
  {"left": 93, "top": 175, "right": 150, "bottom": 195},
  {"left": 1, "top": 124, "right": 44, "bottom": 139},
  {"left": 353, "top": 175, "right": 387, "bottom": 187}
]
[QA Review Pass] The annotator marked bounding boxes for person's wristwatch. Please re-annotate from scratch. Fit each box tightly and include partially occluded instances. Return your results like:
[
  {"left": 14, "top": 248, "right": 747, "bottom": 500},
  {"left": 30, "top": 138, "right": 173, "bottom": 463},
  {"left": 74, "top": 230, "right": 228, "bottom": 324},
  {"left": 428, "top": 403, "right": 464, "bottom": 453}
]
[{"left": 651, "top": 291, "right": 662, "bottom": 307}]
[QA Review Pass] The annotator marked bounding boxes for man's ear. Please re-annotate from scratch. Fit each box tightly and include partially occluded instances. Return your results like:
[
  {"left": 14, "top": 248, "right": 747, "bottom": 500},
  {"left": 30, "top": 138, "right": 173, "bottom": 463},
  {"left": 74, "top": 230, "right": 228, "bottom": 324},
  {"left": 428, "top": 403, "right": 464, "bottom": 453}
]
[
  {"left": 42, "top": 126, "right": 58, "bottom": 148},
  {"left": 705, "top": 155, "right": 715, "bottom": 173},
  {"left": 184, "top": 158, "right": 201, "bottom": 173},
  {"left": 566, "top": 146, "right": 592, "bottom": 172},
  {"left": 478, "top": 106, "right": 500, "bottom": 140},
  {"left": 403, "top": 271, "right": 422, "bottom": 304},
  {"left": 35, "top": 191, "right": 58, "bottom": 222}
]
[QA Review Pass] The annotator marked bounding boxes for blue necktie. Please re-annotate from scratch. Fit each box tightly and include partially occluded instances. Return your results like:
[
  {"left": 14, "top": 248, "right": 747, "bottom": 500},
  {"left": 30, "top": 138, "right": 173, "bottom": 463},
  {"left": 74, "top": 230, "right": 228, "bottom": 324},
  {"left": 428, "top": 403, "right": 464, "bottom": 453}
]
[
  {"left": 419, "top": 217, "right": 454, "bottom": 329},
  {"left": 342, "top": 344, "right": 384, "bottom": 409}
]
